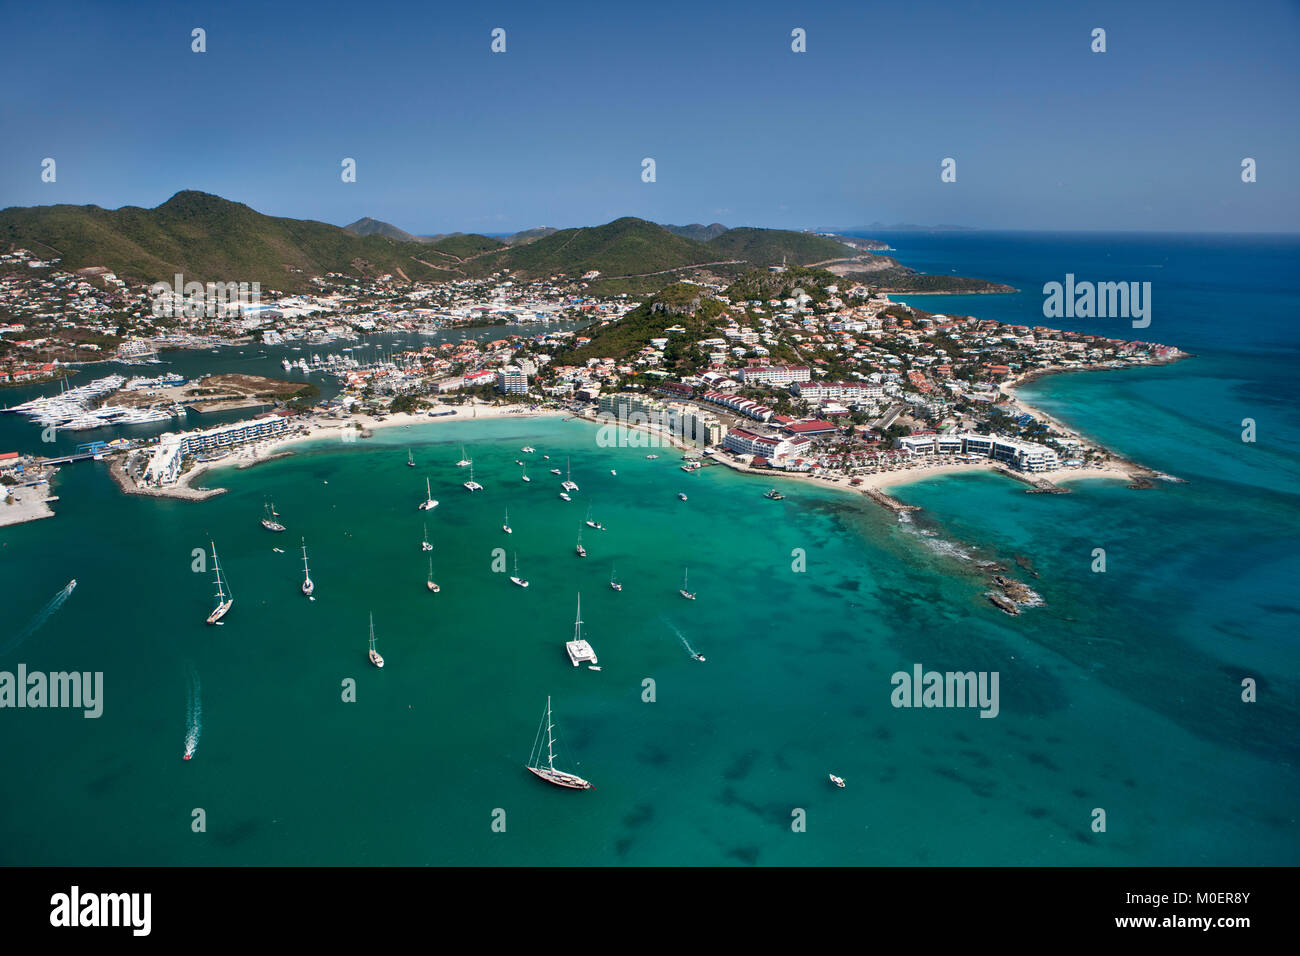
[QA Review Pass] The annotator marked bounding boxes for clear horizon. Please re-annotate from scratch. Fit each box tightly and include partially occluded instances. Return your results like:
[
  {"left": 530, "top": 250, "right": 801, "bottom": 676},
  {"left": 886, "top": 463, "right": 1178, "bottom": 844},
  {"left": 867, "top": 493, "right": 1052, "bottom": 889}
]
[{"left": 1, "top": 0, "right": 1296, "bottom": 234}]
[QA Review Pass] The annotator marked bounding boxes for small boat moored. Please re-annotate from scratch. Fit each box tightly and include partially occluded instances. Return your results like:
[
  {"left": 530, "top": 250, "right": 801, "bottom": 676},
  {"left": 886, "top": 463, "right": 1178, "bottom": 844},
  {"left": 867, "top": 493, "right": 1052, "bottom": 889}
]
[{"left": 829, "top": 774, "right": 846, "bottom": 789}]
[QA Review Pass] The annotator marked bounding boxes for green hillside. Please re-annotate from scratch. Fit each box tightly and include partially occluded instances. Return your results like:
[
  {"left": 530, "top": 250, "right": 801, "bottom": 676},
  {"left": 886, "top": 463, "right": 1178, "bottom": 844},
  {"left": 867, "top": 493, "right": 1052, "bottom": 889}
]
[
  {"left": 0, "top": 191, "right": 453, "bottom": 292},
  {"left": 706, "top": 227, "right": 852, "bottom": 266},
  {"left": 564, "top": 282, "right": 729, "bottom": 365}
]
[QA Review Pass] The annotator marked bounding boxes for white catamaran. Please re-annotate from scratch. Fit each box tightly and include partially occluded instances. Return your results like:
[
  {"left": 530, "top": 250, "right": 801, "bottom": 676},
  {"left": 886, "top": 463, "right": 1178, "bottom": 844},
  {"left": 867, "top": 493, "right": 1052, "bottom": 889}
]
[
  {"left": 561, "top": 457, "right": 579, "bottom": 492},
  {"left": 418, "top": 477, "right": 439, "bottom": 511},
  {"left": 526, "top": 696, "right": 591, "bottom": 790},
  {"left": 367, "top": 613, "right": 384, "bottom": 668},
  {"left": 565, "top": 593, "right": 598, "bottom": 667},
  {"left": 300, "top": 537, "right": 314, "bottom": 597},
  {"left": 463, "top": 462, "right": 483, "bottom": 492},
  {"left": 206, "top": 542, "right": 233, "bottom": 624}
]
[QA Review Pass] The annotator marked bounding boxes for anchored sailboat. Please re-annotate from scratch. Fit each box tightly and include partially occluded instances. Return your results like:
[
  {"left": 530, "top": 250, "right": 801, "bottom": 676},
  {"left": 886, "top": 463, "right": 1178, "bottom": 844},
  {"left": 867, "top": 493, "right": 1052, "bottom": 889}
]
[
  {"left": 503, "top": 507, "right": 512, "bottom": 534},
  {"left": 206, "top": 542, "right": 233, "bottom": 624},
  {"left": 526, "top": 696, "right": 591, "bottom": 789},
  {"left": 301, "top": 537, "right": 314, "bottom": 597},
  {"left": 679, "top": 567, "right": 696, "bottom": 601},
  {"left": 562, "top": 457, "right": 579, "bottom": 492},
  {"left": 565, "top": 593, "right": 598, "bottom": 666},
  {"left": 584, "top": 506, "right": 604, "bottom": 531},
  {"left": 426, "top": 556, "right": 440, "bottom": 593},
  {"left": 575, "top": 528, "right": 586, "bottom": 558},
  {"left": 609, "top": 563, "right": 622, "bottom": 592},
  {"left": 463, "top": 462, "right": 483, "bottom": 491},
  {"left": 510, "top": 552, "right": 529, "bottom": 588},
  {"left": 521, "top": 462, "right": 531, "bottom": 482},
  {"left": 421, "top": 522, "right": 433, "bottom": 552},
  {"left": 407, "top": 448, "right": 415, "bottom": 467},
  {"left": 367, "top": 613, "right": 384, "bottom": 668},
  {"left": 456, "top": 445, "right": 472, "bottom": 467},
  {"left": 418, "top": 477, "right": 439, "bottom": 511},
  {"left": 261, "top": 499, "right": 285, "bottom": 532}
]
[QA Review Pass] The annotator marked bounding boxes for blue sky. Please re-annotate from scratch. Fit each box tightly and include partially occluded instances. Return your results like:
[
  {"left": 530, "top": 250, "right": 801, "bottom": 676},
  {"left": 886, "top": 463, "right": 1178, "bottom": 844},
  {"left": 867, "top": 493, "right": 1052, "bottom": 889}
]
[{"left": 1, "top": 0, "right": 1296, "bottom": 233}]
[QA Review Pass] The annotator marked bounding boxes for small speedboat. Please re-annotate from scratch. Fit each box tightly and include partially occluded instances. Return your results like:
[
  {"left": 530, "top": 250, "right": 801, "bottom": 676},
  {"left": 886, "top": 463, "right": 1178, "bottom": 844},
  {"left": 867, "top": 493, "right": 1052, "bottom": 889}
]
[
  {"left": 610, "top": 469, "right": 617, "bottom": 476},
  {"left": 273, "top": 547, "right": 285, "bottom": 553},
  {"left": 559, "top": 492, "right": 572, "bottom": 501},
  {"left": 646, "top": 454, "right": 659, "bottom": 459},
  {"left": 550, "top": 468, "right": 561, "bottom": 476},
  {"left": 829, "top": 774, "right": 846, "bottom": 788},
  {"left": 677, "top": 492, "right": 688, "bottom": 501}
]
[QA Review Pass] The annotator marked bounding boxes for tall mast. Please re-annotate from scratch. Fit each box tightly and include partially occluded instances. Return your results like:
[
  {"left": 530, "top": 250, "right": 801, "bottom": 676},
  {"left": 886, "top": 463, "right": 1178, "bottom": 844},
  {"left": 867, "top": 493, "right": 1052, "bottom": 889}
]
[
  {"left": 301, "top": 537, "right": 309, "bottom": 576},
  {"left": 211, "top": 542, "right": 225, "bottom": 602},
  {"left": 369, "top": 613, "right": 375, "bottom": 649},
  {"left": 546, "top": 696, "right": 556, "bottom": 770}
]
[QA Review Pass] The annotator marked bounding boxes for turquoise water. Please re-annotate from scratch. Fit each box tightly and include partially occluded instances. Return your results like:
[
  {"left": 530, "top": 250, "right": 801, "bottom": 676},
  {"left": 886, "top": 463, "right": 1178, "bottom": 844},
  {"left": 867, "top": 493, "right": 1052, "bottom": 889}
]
[{"left": 2, "top": 235, "right": 1297, "bottom": 865}]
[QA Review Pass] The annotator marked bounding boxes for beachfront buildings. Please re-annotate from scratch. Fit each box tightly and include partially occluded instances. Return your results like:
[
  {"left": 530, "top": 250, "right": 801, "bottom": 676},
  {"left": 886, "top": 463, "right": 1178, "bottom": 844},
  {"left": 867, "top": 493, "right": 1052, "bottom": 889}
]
[
  {"left": 723, "top": 427, "right": 815, "bottom": 463},
  {"left": 896, "top": 432, "right": 1061, "bottom": 472},
  {"left": 792, "top": 380, "right": 884, "bottom": 403},
  {"left": 495, "top": 366, "right": 529, "bottom": 394},
  {"left": 597, "top": 392, "right": 723, "bottom": 447},
  {"left": 141, "top": 414, "right": 297, "bottom": 486}
]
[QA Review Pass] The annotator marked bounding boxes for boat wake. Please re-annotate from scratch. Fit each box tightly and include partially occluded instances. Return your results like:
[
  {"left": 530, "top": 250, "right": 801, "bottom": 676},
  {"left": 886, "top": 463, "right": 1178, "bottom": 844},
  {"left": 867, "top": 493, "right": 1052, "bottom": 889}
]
[
  {"left": 663, "top": 617, "right": 706, "bottom": 662},
  {"left": 183, "top": 669, "right": 202, "bottom": 761},
  {"left": 0, "top": 579, "right": 76, "bottom": 656}
]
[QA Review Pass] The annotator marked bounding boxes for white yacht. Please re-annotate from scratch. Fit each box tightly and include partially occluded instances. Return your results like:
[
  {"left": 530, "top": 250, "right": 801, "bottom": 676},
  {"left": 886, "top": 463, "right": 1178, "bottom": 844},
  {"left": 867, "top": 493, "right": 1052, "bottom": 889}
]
[
  {"left": 367, "top": 614, "right": 384, "bottom": 668},
  {"left": 463, "top": 462, "right": 483, "bottom": 492},
  {"left": 679, "top": 567, "right": 696, "bottom": 601},
  {"left": 564, "top": 594, "right": 598, "bottom": 667},
  {"left": 421, "top": 523, "right": 433, "bottom": 552},
  {"left": 300, "top": 538, "right": 314, "bottom": 597},
  {"left": 525, "top": 697, "right": 590, "bottom": 790},
  {"left": 456, "top": 445, "right": 472, "bottom": 467},
  {"left": 206, "top": 542, "right": 233, "bottom": 624},
  {"left": 503, "top": 507, "right": 512, "bottom": 534},
  {"left": 510, "top": 553, "right": 529, "bottom": 588},
  {"left": 418, "top": 477, "right": 439, "bottom": 511}
]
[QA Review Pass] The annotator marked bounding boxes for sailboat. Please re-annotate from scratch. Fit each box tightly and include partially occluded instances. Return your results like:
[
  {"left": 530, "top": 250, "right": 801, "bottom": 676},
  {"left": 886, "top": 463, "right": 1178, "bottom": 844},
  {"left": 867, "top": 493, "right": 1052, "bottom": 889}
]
[
  {"left": 521, "top": 446, "right": 535, "bottom": 454},
  {"left": 525, "top": 696, "right": 591, "bottom": 789},
  {"left": 510, "top": 552, "right": 529, "bottom": 588},
  {"left": 261, "top": 499, "right": 285, "bottom": 532},
  {"left": 418, "top": 477, "right": 439, "bottom": 511},
  {"left": 300, "top": 537, "right": 314, "bottom": 597},
  {"left": 426, "top": 556, "right": 440, "bottom": 593},
  {"left": 421, "top": 522, "right": 433, "bottom": 552},
  {"left": 521, "top": 462, "right": 531, "bottom": 483},
  {"left": 679, "top": 567, "right": 696, "bottom": 601},
  {"left": 206, "top": 542, "right": 233, "bottom": 624},
  {"left": 609, "top": 563, "right": 623, "bottom": 592},
  {"left": 456, "top": 445, "right": 472, "bottom": 467},
  {"left": 367, "top": 613, "right": 384, "bottom": 668},
  {"left": 575, "top": 528, "right": 586, "bottom": 558},
  {"left": 407, "top": 448, "right": 415, "bottom": 468},
  {"left": 503, "top": 507, "right": 512, "bottom": 534},
  {"left": 565, "top": 593, "right": 598, "bottom": 666},
  {"left": 584, "top": 506, "right": 604, "bottom": 531},
  {"left": 561, "top": 457, "right": 579, "bottom": 492},
  {"left": 463, "top": 462, "right": 483, "bottom": 491}
]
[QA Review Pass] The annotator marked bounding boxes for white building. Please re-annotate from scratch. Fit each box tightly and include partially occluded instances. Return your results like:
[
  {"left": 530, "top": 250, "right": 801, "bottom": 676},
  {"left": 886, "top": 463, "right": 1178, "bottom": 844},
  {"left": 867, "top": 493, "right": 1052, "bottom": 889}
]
[{"left": 496, "top": 366, "right": 529, "bottom": 394}]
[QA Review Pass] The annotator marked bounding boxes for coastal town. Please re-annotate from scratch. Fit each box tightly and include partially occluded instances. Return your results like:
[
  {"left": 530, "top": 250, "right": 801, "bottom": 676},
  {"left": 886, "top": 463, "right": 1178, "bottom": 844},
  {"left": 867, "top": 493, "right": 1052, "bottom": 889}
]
[{"left": 1, "top": 247, "right": 1187, "bottom": 536}]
